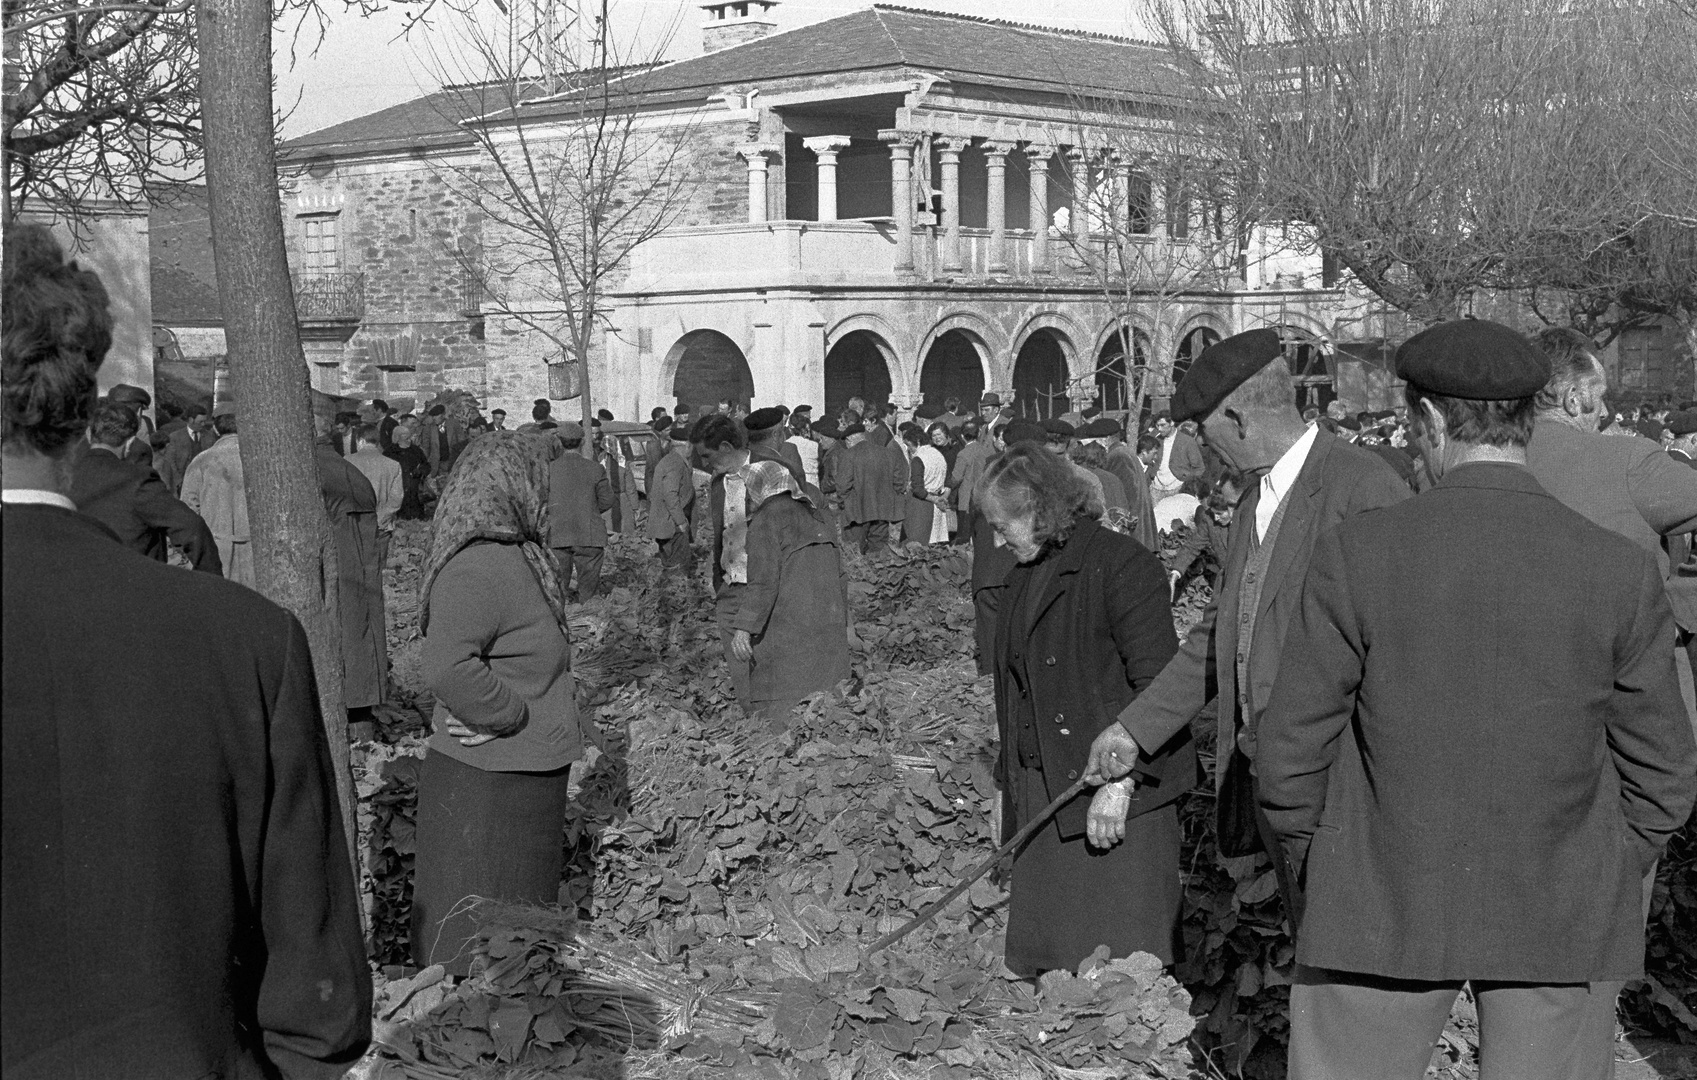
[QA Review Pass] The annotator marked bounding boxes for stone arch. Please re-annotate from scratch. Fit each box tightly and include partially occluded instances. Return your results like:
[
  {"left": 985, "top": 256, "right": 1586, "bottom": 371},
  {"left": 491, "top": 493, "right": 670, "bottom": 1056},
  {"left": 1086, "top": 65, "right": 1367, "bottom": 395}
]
[
  {"left": 1093, "top": 319, "right": 1156, "bottom": 415},
  {"left": 916, "top": 312, "right": 1001, "bottom": 388},
  {"left": 1173, "top": 309, "right": 1232, "bottom": 348},
  {"left": 824, "top": 330, "right": 898, "bottom": 418},
  {"left": 663, "top": 329, "right": 755, "bottom": 413},
  {"left": 1010, "top": 310, "right": 1089, "bottom": 381},
  {"left": 1011, "top": 327, "right": 1079, "bottom": 420}
]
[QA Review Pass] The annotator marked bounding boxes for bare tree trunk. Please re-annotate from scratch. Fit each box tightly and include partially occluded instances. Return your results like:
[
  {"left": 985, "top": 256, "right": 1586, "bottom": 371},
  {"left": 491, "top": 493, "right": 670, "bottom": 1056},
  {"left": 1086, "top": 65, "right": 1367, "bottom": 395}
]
[{"left": 197, "top": 0, "right": 357, "bottom": 874}]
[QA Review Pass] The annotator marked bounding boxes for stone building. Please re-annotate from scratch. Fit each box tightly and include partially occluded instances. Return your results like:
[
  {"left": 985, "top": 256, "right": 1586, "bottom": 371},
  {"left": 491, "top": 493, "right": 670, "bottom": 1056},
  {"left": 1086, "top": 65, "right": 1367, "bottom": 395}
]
[{"left": 278, "top": 3, "right": 1374, "bottom": 421}]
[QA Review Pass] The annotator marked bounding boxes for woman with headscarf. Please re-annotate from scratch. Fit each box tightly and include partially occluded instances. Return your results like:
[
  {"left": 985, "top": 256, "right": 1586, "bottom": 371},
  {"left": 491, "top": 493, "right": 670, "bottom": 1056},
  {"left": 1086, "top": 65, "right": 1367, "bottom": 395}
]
[
  {"left": 411, "top": 432, "right": 588, "bottom": 976},
  {"left": 979, "top": 444, "right": 1195, "bottom": 977},
  {"left": 728, "top": 460, "right": 852, "bottom": 730}
]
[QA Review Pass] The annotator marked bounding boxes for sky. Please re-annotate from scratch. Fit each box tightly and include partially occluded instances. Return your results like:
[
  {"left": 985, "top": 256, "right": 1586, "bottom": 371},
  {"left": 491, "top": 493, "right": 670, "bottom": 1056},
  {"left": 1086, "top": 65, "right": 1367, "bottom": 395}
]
[{"left": 272, "top": 0, "right": 1144, "bottom": 138}]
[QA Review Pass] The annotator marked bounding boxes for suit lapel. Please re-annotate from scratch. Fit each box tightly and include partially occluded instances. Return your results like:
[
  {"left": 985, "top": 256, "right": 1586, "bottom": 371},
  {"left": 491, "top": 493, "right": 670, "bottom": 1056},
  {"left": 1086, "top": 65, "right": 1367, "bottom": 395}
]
[{"left": 1258, "top": 431, "right": 1334, "bottom": 620}]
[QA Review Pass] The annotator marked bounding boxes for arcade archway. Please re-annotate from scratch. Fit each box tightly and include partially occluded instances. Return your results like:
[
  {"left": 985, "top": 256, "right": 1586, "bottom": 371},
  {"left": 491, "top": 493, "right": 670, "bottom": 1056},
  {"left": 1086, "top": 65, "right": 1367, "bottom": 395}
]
[
  {"left": 918, "top": 330, "right": 985, "bottom": 413},
  {"left": 824, "top": 330, "right": 894, "bottom": 418},
  {"left": 1094, "top": 326, "right": 1153, "bottom": 415},
  {"left": 667, "top": 330, "right": 754, "bottom": 413},
  {"left": 1011, "top": 329, "right": 1071, "bottom": 419}
]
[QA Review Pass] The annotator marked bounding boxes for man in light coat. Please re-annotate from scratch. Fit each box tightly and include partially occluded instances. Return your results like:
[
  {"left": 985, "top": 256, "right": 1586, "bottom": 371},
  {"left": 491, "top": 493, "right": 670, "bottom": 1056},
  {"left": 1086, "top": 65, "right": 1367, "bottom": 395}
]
[
  {"left": 646, "top": 432, "right": 695, "bottom": 577},
  {"left": 347, "top": 422, "right": 404, "bottom": 569},
  {"left": 179, "top": 410, "right": 254, "bottom": 588}
]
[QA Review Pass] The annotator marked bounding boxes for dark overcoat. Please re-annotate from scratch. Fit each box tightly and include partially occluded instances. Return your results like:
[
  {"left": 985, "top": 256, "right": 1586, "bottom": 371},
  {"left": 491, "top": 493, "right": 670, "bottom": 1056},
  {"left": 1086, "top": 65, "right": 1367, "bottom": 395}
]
[
  {"left": 547, "top": 451, "right": 614, "bottom": 549},
  {"left": 1259, "top": 463, "right": 1697, "bottom": 983},
  {"left": 732, "top": 494, "right": 852, "bottom": 702},
  {"left": 2, "top": 504, "right": 370, "bottom": 1078},
  {"left": 317, "top": 444, "right": 387, "bottom": 710},
  {"left": 69, "top": 445, "right": 222, "bottom": 573},
  {"left": 837, "top": 439, "right": 905, "bottom": 525},
  {"left": 992, "top": 517, "right": 1192, "bottom": 837}
]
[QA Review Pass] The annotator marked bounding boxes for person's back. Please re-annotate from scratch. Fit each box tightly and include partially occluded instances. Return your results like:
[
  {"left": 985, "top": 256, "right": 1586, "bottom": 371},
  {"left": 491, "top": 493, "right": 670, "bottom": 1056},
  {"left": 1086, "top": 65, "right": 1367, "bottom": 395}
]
[
  {"left": 3, "top": 507, "right": 371, "bottom": 1077},
  {"left": 548, "top": 446, "right": 611, "bottom": 549},
  {"left": 70, "top": 432, "right": 221, "bottom": 573}
]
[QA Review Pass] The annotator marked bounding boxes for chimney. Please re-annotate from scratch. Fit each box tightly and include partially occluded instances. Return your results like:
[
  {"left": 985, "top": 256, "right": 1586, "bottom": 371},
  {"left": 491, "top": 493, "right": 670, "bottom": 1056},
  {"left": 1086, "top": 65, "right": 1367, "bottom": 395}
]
[{"left": 701, "top": 1, "right": 778, "bottom": 54}]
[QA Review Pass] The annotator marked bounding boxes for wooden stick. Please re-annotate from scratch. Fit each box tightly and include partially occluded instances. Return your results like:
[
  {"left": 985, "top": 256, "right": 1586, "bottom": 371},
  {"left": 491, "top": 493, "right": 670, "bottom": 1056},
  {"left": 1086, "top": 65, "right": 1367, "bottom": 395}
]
[{"left": 864, "top": 776, "right": 1090, "bottom": 957}]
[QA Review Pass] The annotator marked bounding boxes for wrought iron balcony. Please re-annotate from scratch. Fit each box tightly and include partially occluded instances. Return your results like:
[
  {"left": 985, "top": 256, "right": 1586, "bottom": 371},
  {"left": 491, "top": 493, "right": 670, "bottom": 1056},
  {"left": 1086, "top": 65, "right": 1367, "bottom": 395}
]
[{"left": 294, "top": 271, "right": 366, "bottom": 321}]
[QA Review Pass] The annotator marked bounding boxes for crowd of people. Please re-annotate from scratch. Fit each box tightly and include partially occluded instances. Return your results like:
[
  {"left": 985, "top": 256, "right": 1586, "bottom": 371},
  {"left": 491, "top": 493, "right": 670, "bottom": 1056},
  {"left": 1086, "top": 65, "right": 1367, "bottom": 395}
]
[{"left": 6, "top": 221, "right": 1697, "bottom": 1080}]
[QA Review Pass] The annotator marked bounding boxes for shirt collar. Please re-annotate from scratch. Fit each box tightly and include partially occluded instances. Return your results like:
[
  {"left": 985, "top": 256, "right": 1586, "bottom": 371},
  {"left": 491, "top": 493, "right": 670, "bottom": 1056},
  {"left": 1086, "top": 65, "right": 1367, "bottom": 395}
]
[
  {"left": 2, "top": 488, "right": 77, "bottom": 511},
  {"left": 1261, "top": 423, "right": 1320, "bottom": 505}
]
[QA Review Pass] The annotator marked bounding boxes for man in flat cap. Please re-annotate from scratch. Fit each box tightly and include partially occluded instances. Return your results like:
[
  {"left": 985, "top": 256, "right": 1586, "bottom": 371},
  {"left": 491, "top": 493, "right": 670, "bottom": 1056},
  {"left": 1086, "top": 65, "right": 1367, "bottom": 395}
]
[
  {"left": 1084, "top": 327, "right": 1408, "bottom": 924},
  {"left": 1256, "top": 319, "right": 1696, "bottom": 1079},
  {"left": 745, "top": 406, "right": 807, "bottom": 486},
  {"left": 1526, "top": 327, "right": 1697, "bottom": 735}
]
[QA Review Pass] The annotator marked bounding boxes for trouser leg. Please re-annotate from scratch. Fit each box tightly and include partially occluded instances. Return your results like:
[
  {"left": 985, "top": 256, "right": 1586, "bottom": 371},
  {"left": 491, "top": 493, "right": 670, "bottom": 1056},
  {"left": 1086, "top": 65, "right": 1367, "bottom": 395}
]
[
  {"left": 1287, "top": 966, "right": 1457, "bottom": 1080},
  {"left": 1473, "top": 980, "right": 1621, "bottom": 1080},
  {"left": 715, "top": 582, "right": 750, "bottom": 712},
  {"left": 843, "top": 521, "right": 868, "bottom": 553},
  {"left": 867, "top": 520, "right": 889, "bottom": 552},
  {"left": 574, "top": 546, "right": 604, "bottom": 600}
]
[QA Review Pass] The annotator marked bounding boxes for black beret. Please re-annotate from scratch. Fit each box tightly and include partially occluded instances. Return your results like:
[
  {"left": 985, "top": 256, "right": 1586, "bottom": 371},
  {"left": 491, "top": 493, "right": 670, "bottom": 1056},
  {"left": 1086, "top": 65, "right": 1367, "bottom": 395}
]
[
  {"left": 841, "top": 423, "right": 867, "bottom": 437},
  {"left": 745, "top": 407, "right": 785, "bottom": 432},
  {"left": 1081, "top": 405, "right": 1103, "bottom": 419},
  {"left": 1337, "top": 415, "right": 1362, "bottom": 432},
  {"left": 1171, "top": 328, "right": 1284, "bottom": 423},
  {"left": 794, "top": 404, "right": 814, "bottom": 415},
  {"left": 1042, "top": 418, "right": 1076, "bottom": 437},
  {"left": 1002, "top": 418, "right": 1046, "bottom": 445},
  {"left": 914, "top": 403, "right": 944, "bottom": 420},
  {"left": 1076, "top": 418, "right": 1115, "bottom": 438},
  {"left": 1667, "top": 411, "right": 1697, "bottom": 437},
  {"left": 1395, "top": 319, "right": 1550, "bottom": 400},
  {"left": 811, "top": 420, "right": 840, "bottom": 440}
]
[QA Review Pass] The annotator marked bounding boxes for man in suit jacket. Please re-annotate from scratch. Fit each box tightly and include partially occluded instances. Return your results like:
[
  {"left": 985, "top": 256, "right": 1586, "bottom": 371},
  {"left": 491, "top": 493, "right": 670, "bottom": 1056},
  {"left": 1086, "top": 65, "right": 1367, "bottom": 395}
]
[
  {"left": 549, "top": 422, "right": 615, "bottom": 600},
  {"left": 1084, "top": 329, "right": 1409, "bottom": 926},
  {"left": 155, "top": 402, "right": 216, "bottom": 495},
  {"left": 1257, "top": 319, "right": 1696, "bottom": 1079},
  {"left": 646, "top": 434, "right": 695, "bottom": 577},
  {"left": 70, "top": 401, "right": 221, "bottom": 573},
  {"left": 1668, "top": 411, "right": 1697, "bottom": 467},
  {"left": 1148, "top": 412, "right": 1206, "bottom": 499},
  {"left": 836, "top": 424, "right": 907, "bottom": 555}
]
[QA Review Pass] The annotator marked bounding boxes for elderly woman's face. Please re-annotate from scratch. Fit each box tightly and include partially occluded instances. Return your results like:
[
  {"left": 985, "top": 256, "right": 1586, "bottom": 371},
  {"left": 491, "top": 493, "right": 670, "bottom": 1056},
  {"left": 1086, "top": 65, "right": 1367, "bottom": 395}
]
[
  {"left": 930, "top": 428, "right": 948, "bottom": 447},
  {"left": 982, "top": 495, "right": 1042, "bottom": 563},
  {"left": 393, "top": 422, "right": 415, "bottom": 447}
]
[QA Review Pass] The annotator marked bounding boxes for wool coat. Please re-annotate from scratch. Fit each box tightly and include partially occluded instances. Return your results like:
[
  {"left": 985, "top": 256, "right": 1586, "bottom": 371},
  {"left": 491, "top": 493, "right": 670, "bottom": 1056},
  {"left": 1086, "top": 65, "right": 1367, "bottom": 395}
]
[
  {"left": 1105, "top": 443, "right": 1159, "bottom": 552},
  {"left": 731, "top": 494, "right": 852, "bottom": 703},
  {"left": 70, "top": 445, "right": 222, "bottom": 572},
  {"left": 316, "top": 444, "right": 387, "bottom": 710},
  {"left": 1527, "top": 415, "right": 1697, "bottom": 631},
  {"left": 837, "top": 438, "right": 906, "bottom": 525},
  {"left": 2, "top": 504, "right": 370, "bottom": 1079},
  {"left": 1258, "top": 463, "right": 1697, "bottom": 982},
  {"left": 1116, "top": 431, "right": 1410, "bottom": 804},
  {"left": 548, "top": 451, "right": 614, "bottom": 549},
  {"left": 992, "top": 517, "right": 1192, "bottom": 837},
  {"left": 646, "top": 447, "right": 695, "bottom": 541},
  {"left": 156, "top": 423, "right": 215, "bottom": 494}
]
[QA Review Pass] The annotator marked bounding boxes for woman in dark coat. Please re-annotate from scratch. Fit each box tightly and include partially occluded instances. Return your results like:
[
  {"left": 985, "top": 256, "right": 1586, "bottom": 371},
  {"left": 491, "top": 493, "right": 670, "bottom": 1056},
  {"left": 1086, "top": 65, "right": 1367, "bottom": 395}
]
[
  {"left": 386, "top": 418, "right": 433, "bottom": 520},
  {"left": 979, "top": 444, "right": 1196, "bottom": 977},
  {"left": 412, "top": 432, "right": 588, "bottom": 976},
  {"left": 729, "top": 460, "right": 852, "bottom": 729}
]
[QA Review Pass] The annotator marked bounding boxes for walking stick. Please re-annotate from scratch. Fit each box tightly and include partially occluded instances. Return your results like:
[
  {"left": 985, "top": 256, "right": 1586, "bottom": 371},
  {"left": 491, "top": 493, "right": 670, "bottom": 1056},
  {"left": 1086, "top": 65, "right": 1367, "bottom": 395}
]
[{"left": 865, "top": 775, "right": 1090, "bottom": 957}]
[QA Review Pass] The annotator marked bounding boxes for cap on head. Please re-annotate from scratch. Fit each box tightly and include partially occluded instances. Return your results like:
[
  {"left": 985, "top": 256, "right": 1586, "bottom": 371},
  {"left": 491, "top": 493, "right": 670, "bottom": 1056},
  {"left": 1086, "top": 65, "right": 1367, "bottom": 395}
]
[
  {"left": 745, "top": 406, "right": 785, "bottom": 433},
  {"left": 1170, "top": 328, "right": 1284, "bottom": 423},
  {"left": 811, "top": 420, "right": 841, "bottom": 440},
  {"left": 556, "top": 420, "right": 585, "bottom": 441},
  {"left": 1041, "top": 418, "right": 1076, "bottom": 438},
  {"left": 841, "top": 422, "right": 867, "bottom": 437},
  {"left": 1001, "top": 418, "right": 1046, "bottom": 445},
  {"left": 108, "top": 383, "right": 151, "bottom": 407},
  {"left": 979, "top": 393, "right": 1002, "bottom": 408},
  {"left": 1667, "top": 411, "right": 1697, "bottom": 437},
  {"left": 1395, "top": 320, "right": 1550, "bottom": 400}
]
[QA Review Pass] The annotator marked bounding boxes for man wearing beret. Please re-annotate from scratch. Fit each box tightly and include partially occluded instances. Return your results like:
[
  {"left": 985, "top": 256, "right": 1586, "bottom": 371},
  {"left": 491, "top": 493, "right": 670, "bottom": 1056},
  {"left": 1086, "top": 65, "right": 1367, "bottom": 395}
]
[
  {"left": 1256, "top": 319, "right": 1697, "bottom": 1079},
  {"left": 1083, "top": 328, "right": 1408, "bottom": 924},
  {"left": 1666, "top": 411, "right": 1697, "bottom": 467},
  {"left": 1527, "top": 327, "right": 1697, "bottom": 736},
  {"left": 745, "top": 406, "right": 807, "bottom": 487}
]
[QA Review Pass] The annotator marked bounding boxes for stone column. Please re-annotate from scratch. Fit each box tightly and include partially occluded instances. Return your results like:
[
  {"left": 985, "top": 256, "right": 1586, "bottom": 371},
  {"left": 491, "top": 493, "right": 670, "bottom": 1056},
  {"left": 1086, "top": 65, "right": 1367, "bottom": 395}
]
[
  {"left": 739, "top": 143, "right": 778, "bottom": 224},
  {"left": 983, "top": 140, "right": 1014, "bottom": 274},
  {"left": 937, "top": 137, "right": 970, "bottom": 272},
  {"left": 879, "top": 129, "right": 920, "bottom": 271},
  {"left": 1025, "top": 144, "right": 1054, "bottom": 274},
  {"left": 802, "top": 135, "right": 852, "bottom": 222},
  {"left": 1067, "top": 146, "right": 1091, "bottom": 238}
]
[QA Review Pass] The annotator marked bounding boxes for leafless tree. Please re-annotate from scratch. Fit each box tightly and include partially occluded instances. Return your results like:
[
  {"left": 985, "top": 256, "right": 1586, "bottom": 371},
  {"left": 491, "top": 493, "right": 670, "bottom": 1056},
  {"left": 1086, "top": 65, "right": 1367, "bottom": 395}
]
[
  {"left": 421, "top": 0, "right": 698, "bottom": 453},
  {"left": 1140, "top": 0, "right": 1696, "bottom": 349},
  {"left": 2, "top": 0, "right": 199, "bottom": 223}
]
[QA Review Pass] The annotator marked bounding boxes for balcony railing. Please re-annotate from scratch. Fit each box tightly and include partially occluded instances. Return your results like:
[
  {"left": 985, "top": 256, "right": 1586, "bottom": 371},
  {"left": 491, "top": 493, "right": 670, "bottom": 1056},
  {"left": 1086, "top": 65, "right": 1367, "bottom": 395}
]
[{"left": 294, "top": 271, "right": 366, "bottom": 321}]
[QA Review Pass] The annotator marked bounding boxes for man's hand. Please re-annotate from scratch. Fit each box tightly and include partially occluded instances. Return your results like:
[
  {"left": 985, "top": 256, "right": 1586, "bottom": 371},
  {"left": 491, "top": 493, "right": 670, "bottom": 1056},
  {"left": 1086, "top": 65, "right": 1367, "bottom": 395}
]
[
  {"left": 1087, "top": 780, "right": 1133, "bottom": 849},
  {"left": 730, "top": 628, "right": 754, "bottom": 661},
  {"left": 1083, "top": 721, "right": 1142, "bottom": 785},
  {"left": 446, "top": 715, "right": 497, "bottom": 747}
]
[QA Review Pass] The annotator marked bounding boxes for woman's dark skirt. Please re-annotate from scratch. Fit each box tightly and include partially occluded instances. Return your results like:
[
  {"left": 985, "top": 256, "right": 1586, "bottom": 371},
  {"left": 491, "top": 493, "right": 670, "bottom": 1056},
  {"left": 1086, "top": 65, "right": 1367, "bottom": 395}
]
[
  {"left": 1002, "top": 762, "right": 1182, "bottom": 978},
  {"left": 411, "top": 749, "right": 572, "bottom": 975}
]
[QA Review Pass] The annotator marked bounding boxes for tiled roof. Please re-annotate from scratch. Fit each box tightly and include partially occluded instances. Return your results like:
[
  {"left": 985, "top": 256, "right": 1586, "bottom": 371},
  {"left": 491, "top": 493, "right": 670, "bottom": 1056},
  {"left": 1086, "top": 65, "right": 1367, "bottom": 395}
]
[
  {"left": 149, "top": 185, "right": 223, "bottom": 325},
  {"left": 287, "top": 5, "right": 1184, "bottom": 154}
]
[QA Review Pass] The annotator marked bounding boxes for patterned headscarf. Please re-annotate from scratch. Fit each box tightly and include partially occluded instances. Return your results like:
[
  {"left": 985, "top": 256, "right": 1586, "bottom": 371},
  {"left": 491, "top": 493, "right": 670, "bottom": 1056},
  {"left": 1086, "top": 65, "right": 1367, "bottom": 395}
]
[
  {"left": 420, "top": 431, "right": 569, "bottom": 638},
  {"left": 744, "top": 458, "right": 812, "bottom": 511}
]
